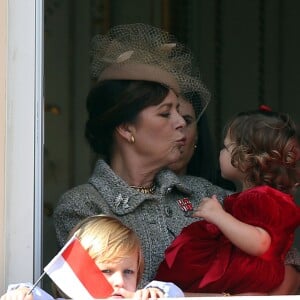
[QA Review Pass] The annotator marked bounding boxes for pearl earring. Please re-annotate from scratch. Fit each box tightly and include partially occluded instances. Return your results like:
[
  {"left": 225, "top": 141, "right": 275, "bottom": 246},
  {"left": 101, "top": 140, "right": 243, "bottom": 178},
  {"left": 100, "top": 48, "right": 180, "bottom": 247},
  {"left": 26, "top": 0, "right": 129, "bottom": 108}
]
[{"left": 130, "top": 135, "right": 135, "bottom": 143}]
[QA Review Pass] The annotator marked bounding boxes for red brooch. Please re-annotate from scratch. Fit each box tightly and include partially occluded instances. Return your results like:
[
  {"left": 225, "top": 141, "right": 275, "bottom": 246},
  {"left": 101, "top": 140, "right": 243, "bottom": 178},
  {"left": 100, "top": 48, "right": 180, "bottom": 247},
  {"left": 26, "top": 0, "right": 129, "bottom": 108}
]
[{"left": 177, "top": 198, "right": 194, "bottom": 217}]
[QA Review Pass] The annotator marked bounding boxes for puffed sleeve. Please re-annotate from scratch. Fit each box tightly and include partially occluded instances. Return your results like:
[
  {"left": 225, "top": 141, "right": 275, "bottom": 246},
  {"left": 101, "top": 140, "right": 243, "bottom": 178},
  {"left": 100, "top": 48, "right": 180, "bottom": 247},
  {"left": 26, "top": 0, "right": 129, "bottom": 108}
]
[{"left": 226, "top": 186, "right": 300, "bottom": 239}]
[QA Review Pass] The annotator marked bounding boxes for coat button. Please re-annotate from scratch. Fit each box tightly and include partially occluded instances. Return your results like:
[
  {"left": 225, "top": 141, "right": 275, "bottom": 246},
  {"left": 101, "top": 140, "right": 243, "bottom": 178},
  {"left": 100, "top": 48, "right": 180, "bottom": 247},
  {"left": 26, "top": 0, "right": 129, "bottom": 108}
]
[{"left": 165, "top": 206, "right": 172, "bottom": 217}]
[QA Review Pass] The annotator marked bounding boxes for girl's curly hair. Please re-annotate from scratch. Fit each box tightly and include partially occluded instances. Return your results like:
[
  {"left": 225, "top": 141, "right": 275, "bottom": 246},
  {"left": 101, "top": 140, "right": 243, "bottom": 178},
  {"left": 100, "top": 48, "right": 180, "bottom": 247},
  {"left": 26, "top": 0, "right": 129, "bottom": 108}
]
[{"left": 224, "top": 109, "right": 300, "bottom": 194}]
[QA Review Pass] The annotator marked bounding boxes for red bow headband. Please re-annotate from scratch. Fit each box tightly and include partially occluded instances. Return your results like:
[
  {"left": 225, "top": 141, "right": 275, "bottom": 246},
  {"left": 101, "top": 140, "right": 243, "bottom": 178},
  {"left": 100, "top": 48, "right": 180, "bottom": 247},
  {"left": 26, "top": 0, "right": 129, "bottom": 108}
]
[{"left": 259, "top": 104, "right": 272, "bottom": 112}]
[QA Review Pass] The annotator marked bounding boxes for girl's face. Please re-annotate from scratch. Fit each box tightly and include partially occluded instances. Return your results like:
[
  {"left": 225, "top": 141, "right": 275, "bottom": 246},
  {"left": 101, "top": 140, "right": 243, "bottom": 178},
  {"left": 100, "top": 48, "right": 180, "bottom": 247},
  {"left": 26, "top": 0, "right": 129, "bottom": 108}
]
[
  {"left": 219, "top": 133, "right": 241, "bottom": 182},
  {"left": 97, "top": 254, "right": 139, "bottom": 298},
  {"left": 169, "top": 100, "right": 197, "bottom": 174},
  {"left": 130, "top": 90, "right": 187, "bottom": 167}
]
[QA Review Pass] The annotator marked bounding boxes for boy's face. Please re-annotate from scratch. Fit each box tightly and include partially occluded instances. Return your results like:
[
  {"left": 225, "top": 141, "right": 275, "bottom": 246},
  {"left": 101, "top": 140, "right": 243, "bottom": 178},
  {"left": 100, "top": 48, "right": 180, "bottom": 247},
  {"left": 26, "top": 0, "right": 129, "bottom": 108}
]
[{"left": 97, "top": 254, "right": 139, "bottom": 298}]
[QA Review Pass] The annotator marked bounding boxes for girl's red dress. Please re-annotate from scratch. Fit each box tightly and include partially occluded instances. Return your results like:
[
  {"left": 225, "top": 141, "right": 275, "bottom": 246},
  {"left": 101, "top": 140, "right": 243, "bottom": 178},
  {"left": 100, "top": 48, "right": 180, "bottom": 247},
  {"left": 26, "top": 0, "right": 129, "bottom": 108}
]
[{"left": 155, "top": 186, "right": 300, "bottom": 294}]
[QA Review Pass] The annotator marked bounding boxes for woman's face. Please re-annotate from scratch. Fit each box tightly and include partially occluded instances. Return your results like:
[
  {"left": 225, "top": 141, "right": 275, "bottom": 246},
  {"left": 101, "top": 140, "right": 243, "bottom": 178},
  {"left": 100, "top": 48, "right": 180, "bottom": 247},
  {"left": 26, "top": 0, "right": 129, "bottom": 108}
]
[
  {"left": 169, "top": 100, "right": 197, "bottom": 175},
  {"left": 131, "top": 90, "right": 187, "bottom": 167},
  {"left": 97, "top": 254, "right": 139, "bottom": 298}
]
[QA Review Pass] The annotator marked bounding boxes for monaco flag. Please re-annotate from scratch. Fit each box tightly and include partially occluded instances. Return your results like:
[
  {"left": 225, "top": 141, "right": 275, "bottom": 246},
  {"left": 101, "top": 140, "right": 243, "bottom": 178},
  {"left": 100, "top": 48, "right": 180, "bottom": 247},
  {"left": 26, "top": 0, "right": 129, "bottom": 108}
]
[{"left": 44, "top": 235, "right": 114, "bottom": 299}]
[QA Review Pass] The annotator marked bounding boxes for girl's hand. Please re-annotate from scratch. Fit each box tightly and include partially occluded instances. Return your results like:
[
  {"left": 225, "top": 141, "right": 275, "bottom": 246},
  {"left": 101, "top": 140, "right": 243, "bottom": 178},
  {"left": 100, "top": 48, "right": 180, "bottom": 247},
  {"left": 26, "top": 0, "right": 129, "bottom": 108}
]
[
  {"left": 193, "top": 194, "right": 225, "bottom": 223},
  {"left": 133, "top": 287, "right": 164, "bottom": 300},
  {"left": 0, "top": 288, "right": 33, "bottom": 300}
]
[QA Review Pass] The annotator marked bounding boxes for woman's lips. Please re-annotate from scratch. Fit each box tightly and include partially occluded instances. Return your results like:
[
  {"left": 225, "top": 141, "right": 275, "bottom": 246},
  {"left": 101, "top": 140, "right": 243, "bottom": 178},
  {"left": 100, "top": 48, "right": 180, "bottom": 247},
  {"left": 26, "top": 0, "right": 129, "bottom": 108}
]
[{"left": 176, "top": 137, "right": 187, "bottom": 146}]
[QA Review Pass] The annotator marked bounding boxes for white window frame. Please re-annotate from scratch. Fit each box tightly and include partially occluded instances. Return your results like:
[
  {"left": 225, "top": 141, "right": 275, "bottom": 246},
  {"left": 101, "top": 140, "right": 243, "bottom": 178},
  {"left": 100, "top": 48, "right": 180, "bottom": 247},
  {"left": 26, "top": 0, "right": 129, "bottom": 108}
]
[{"left": 1, "top": 0, "right": 43, "bottom": 292}]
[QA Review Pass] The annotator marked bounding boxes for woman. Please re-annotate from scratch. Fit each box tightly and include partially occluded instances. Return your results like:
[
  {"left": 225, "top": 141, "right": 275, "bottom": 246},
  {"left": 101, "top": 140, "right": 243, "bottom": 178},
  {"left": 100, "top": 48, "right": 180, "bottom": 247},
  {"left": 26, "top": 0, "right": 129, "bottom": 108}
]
[
  {"left": 54, "top": 22, "right": 226, "bottom": 287},
  {"left": 54, "top": 23, "right": 299, "bottom": 294}
]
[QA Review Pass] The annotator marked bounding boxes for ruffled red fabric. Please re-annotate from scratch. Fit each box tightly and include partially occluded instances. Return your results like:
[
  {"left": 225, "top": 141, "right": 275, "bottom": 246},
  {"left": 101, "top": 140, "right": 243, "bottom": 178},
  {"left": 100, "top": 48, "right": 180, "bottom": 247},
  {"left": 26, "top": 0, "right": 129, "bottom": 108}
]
[{"left": 155, "top": 186, "right": 300, "bottom": 294}]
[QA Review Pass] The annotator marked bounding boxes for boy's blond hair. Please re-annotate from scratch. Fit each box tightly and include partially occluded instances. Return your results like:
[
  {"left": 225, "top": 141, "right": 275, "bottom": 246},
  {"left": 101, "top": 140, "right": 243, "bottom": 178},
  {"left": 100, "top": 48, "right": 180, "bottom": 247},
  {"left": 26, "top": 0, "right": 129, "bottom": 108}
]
[{"left": 72, "top": 214, "right": 144, "bottom": 283}]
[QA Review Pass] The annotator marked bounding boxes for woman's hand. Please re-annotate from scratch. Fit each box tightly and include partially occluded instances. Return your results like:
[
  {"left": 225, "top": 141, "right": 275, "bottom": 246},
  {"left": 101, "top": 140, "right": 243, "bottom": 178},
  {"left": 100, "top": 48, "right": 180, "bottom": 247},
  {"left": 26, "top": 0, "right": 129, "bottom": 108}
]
[{"left": 0, "top": 288, "right": 33, "bottom": 300}]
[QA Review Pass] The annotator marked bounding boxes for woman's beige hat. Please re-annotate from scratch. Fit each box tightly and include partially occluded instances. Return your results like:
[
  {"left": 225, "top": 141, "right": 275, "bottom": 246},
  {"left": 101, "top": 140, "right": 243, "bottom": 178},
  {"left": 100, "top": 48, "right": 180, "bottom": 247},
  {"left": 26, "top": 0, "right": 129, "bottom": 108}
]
[{"left": 90, "top": 23, "right": 210, "bottom": 120}]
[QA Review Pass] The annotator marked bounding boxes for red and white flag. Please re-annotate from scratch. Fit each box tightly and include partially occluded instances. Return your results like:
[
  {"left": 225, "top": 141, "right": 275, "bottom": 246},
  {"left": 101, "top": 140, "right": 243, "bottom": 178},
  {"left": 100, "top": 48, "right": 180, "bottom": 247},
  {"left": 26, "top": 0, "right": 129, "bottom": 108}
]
[{"left": 44, "top": 235, "right": 113, "bottom": 299}]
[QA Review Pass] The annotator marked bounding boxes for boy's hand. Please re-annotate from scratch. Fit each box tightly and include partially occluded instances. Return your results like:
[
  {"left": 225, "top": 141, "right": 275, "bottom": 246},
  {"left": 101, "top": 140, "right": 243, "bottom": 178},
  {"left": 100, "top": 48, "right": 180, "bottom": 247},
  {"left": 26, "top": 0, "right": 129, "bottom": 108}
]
[
  {"left": 133, "top": 287, "right": 164, "bottom": 300},
  {"left": 0, "top": 288, "right": 33, "bottom": 300}
]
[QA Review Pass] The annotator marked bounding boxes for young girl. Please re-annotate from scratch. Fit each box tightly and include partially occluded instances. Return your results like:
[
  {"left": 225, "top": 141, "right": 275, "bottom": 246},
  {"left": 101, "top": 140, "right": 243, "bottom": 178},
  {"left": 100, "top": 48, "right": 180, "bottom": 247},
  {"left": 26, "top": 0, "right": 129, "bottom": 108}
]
[
  {"left": 155, "top": 107, "right": 300, "bottom": 295},
  {"left": 1, "top": 215, "right": 183, "bottom": 300}
]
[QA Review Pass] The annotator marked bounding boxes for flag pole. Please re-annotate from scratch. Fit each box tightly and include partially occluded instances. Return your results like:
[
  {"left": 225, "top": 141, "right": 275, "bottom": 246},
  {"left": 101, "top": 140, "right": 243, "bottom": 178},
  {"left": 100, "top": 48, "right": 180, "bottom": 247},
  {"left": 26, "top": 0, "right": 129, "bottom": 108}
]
[{"left": 26, "top": 271, "right": 46, "bottom": 295}]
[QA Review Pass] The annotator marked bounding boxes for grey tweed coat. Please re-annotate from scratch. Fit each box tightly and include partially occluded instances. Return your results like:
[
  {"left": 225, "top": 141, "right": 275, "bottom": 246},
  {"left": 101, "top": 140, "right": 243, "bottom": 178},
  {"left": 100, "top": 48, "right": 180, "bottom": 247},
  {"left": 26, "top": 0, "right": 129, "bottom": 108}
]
[{"left": 53, "top": 159, "right": 299, "bottom": 287}]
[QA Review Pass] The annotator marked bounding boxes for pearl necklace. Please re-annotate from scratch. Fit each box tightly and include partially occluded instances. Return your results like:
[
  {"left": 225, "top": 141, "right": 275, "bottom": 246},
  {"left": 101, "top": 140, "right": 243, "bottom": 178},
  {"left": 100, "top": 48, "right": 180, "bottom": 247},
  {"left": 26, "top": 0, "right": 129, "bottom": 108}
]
[{"left": 130, "top": 183, "right": 156, "bottom": 194}]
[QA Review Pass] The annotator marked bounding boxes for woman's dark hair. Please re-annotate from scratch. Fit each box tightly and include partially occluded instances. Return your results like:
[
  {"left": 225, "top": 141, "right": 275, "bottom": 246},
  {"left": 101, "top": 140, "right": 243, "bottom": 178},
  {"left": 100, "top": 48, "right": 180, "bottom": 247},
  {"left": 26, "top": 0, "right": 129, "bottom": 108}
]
[
  {"left": 186, "top": 113, "right": 217, "bottom": 181},
  {"left": 185, "top": 111, "right": 236, "bottom": 190},
  {"left": 85, "top": 80, "right": 169, "bottom": 159}
]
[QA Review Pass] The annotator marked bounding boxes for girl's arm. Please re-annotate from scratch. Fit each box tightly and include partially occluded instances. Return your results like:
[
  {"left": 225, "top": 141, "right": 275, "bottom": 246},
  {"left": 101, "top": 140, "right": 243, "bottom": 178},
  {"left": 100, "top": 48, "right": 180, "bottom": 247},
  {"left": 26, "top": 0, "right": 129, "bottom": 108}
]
[{"left": 193, "top": 195, "right": 271, "bottom": 256}]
